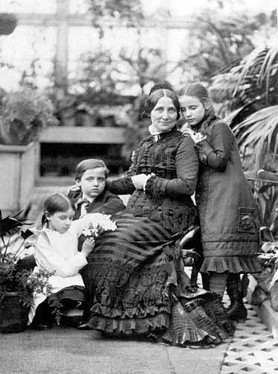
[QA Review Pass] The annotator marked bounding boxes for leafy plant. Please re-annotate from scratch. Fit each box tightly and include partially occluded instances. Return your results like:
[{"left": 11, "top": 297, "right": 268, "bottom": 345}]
[
  {"left": 210, "top": 47, "right": 278, "bottom": 126},
  {"left": 233, "top": 105, "right": 278, "bottom": 170},
  {"left": 0, "top": 89, "right": 58, "bottom": 145},
  {"left": 0, "top": 210, "right": 52, "bottom": 308}
]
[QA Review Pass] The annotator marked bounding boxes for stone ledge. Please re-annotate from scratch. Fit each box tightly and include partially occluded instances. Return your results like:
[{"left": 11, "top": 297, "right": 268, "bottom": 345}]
[{"left": 247, "top": 274, "right": 278, "bottom": 340}]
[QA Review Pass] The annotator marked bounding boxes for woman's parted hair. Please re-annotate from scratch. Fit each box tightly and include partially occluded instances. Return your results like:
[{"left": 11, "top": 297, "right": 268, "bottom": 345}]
[
  {"left": 74, "top": 158, "right": 109, "bottom": 181},
  {"left": 142, "top": 87, "right": 180, "bottom": 120},
  {"left": 42, "top": 193, "right": 75, "bottom": 226}
]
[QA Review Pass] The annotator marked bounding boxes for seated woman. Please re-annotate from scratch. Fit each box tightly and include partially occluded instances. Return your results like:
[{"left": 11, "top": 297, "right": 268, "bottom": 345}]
[{"left": 81, "top": 84, "right": 234, "bottom": 347}]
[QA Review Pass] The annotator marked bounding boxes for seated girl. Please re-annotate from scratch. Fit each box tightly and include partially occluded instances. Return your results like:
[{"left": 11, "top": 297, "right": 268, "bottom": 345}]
[{"left": 28, "top": 193, "right": 108, "bottom": 329}]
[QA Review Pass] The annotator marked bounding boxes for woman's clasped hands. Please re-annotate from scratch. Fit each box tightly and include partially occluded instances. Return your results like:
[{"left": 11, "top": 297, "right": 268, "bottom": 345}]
[{"left": 131, "top": 173, "right": 155, "bottom": 190}]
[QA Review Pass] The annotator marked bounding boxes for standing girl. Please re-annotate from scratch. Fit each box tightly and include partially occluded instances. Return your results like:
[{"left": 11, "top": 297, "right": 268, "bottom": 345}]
[
  {"left": 28, "top": 193, "right": 102, "bottom": 329},
  {"left": 179, "top": 82, "right": 261, "bottom": 322}
]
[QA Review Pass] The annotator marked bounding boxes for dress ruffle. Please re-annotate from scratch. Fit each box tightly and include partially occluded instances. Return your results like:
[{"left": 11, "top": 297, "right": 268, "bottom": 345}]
[
  {"left": 87, "top": 309, "right": 170, "bottom": 335},
  {"left": 162, "top": 300, "right": 216, "bottom": 346},
  {"left": 200, "top": 255, "right": 262, "bottom": 274},
  {"left": 162, "top": 293, "right": 234, "bottom": 347}
]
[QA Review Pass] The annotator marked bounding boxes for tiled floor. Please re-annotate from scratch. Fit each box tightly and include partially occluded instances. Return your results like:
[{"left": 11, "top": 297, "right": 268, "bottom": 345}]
[{"left": 221, "top": 302, "right": 278, "bottom": 374}]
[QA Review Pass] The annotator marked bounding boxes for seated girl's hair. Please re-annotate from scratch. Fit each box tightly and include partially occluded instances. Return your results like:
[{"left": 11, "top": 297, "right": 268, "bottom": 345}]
[
  {"left": 75, "top": 159, "right": 109, "bottom": 182},
  {"left": 41, "top": 193, "right": 75, "bottom": 226}
]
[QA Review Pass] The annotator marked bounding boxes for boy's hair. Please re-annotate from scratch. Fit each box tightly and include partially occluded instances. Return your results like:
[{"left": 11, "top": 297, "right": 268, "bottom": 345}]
[
  {"left": 42, "top": 193, "right": 74, "bottom": 226},
  {"left": 75, "top": 159, "right": 109, "bottom": 182}
]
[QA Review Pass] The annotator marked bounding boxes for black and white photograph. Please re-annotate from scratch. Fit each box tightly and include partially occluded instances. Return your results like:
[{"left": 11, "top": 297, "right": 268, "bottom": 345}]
[{"left": 0, "top": 1, "right": 278, "bottom": 373}]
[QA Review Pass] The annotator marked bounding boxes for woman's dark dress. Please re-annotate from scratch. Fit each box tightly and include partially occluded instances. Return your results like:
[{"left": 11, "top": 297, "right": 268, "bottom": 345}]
[{"left": 83, "top": 128, "right": 234, "bottom": 345}]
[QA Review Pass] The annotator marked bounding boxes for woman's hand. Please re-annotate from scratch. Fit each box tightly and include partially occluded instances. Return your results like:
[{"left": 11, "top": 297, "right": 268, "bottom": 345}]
[
  {"left": 131, "top": 174, "right": 152, "bottom": 190},
  {"left": 81, "top": 237, "right": 95, "bottom": 257}
]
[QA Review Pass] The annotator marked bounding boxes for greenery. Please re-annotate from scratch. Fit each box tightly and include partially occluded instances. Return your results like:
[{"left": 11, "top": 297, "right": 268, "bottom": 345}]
[
  {"left": 179, "top": 4, "right": 277, "bottom": 83},
  {"left": 88, "top": 0, "right": 143, "bottom": 37},
  {"left": 0, "top": 210, "right": 52, "bottom": 309},
  {"left": 0, "top": 89, "right": 58, "bottom": 145},
  {"left": 208, "top": 46, "right": 278, "bottom": 172}
]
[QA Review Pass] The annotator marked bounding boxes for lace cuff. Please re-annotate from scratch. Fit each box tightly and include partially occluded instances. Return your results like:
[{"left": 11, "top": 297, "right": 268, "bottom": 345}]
[{"left": 144, "top": 175, "right": 168, "bottom": 200}]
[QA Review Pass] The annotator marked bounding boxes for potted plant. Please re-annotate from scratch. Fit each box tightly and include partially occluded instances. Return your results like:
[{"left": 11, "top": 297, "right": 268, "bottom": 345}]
[
  {"left": 0, "top": 89, "right": 58, "bottom": 145},
  {"left": 0, "top": 89, "right": 59, "bottom": 216},
  {"left": 0, "top": 209, "right": 52, "bottom": 333}
]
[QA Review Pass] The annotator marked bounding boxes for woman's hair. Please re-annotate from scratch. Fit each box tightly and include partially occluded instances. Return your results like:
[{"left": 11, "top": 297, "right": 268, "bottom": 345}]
[
  {"left": 75, "top": 159, "right": 109, "bottom": 181},
  {"left": 42, "top": 193, "right": 75, "bottom": 226},
  {"left": 180, "top": 82, "right": 213, "bottom": 109},
  {"left": 142, "top": 85, "right": 180, "bottom": 120},
  {"left": 148, "top": 83, "right": 174, "bottom": 95}
]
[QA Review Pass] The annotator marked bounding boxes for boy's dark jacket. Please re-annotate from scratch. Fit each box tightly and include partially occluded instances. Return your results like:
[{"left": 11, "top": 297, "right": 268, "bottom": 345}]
[
  {"left": 68, "top": 187, "right": 125, "bottom": 220},
  {"left": 68, "top": 188, "right": 125, "bottom": 252}
]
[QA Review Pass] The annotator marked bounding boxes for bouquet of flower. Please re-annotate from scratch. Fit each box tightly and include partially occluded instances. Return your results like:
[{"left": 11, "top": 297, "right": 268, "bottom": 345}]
[{"left": 81, "top": 214, "right": 117, "bottom": 239}]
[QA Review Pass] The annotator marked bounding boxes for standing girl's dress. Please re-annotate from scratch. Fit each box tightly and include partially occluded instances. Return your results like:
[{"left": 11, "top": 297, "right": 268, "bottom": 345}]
[
  {"left": 83, "top": 128, "right": 234, "bottom": 345},
  {"left": 194, "top": 115, "right": 261, "bottom": 275}
]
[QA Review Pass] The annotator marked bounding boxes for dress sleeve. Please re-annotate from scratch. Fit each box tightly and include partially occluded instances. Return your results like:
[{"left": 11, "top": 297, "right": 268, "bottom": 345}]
[
  {"left": 195, "top": 121, "right": 233, "bottom": 171},
  {"left": 106, "top": 177, "right": 135, "bottom": 195},
  {"left": 91, "top": 195, "right": 126, "bottom": 215},
  {"left": 145, "top": 135, "right": 199, "bottom": 198},
  {"left": 106, "top": 148, "right": 141, "bottom": 195},
  {"left": 35, "top": 231, "right": 87, "bottom": 277}
]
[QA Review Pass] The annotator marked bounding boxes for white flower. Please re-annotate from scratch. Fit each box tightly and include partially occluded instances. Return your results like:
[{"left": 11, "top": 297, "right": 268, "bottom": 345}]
[{"left": 81, "top": 214, "right": 117, "bottom": 238}]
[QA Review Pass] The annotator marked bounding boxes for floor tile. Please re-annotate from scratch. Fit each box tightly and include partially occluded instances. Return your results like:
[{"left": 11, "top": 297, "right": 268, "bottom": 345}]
[{"left": 221, "top": 302, "right": 278, "bottom": 374}]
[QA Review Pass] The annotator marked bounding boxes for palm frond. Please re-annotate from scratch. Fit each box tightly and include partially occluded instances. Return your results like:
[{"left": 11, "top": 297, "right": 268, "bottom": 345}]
[{"left": 234, "top": 105, "right": 278, "bottom": 170}]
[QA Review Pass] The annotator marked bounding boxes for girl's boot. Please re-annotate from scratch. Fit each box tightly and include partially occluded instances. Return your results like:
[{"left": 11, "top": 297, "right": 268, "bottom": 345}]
[{"left": 226, "top": 274, "right": 248, "bottom": 322}]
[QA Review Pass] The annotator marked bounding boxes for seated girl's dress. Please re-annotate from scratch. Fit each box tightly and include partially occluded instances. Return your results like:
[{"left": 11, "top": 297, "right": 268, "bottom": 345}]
[
  {"left": 83, "top": 129, "right": 234, "bottom": 346},
  {"left": 28, "top": 214, "right": 104, "bottom": 325}
]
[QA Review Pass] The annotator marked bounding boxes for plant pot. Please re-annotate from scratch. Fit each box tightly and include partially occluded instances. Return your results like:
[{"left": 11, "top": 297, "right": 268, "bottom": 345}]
[
  {"left": 0, "top": 292, "right": 29, "bottom": 333},
  {"left": 0, "top": 142, "right": 39, "bottom": 216}
]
